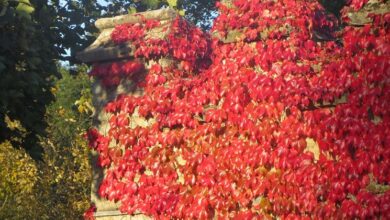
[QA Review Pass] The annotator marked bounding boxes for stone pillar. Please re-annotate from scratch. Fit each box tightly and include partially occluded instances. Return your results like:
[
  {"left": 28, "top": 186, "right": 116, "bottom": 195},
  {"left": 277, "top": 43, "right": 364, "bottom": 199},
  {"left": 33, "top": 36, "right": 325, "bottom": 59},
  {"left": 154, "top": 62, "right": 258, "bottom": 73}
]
[{"left": 76, "top": 8, "right": 177, "bottom": 219}]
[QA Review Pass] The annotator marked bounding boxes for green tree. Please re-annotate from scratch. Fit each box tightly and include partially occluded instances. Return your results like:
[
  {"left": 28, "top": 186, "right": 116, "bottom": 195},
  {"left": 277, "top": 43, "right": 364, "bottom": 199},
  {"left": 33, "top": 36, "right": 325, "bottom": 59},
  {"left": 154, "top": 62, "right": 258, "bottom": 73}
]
[
  {"left": 35, "top": 66, "right": 93, "bottom": 218},
  {"left": 49, "top": 0, "right": 104, "bottom": 63},
  {"left": 0, "top": 141, "right": 42, "bottom": 220},
  {"left": 0, "top": 66, "right": 93, "bottom": 219},
  {"left": 0, "top": 0, "right": 59, "bottom": 159},
  {"left": 182, "top": 0, "right": 216, "bottom": 30},
  {"left": 0, "top": 0, "right": 103, "bottom": 158}
]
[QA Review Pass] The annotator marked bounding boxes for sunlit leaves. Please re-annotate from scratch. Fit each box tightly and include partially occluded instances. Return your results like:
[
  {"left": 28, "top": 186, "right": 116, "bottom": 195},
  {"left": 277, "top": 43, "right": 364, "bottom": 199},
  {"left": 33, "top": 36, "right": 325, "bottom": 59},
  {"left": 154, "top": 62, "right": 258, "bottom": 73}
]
[
  {"left": 16, "top": 0, "right": 34, "bottom": 19},
  {"left": 87, "top": 0, "right": 390, "bottom": 218}
]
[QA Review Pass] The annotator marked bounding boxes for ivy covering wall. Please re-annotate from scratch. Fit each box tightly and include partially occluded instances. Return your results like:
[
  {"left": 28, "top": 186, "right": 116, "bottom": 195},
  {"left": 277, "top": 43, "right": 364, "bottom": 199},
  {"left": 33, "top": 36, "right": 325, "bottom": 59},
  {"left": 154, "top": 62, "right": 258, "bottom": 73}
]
[{"left": 87, "top": 0, "right": 389, "bottom": 218}]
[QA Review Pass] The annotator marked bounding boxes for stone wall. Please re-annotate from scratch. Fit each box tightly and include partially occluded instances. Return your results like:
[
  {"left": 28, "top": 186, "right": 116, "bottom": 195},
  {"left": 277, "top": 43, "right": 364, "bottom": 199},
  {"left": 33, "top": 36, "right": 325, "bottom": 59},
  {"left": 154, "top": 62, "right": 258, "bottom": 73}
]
[
  {"left": 78, "top": 2, "right": 389, "bottom": 218},
  {"left": 77, "top": 9, "right": 178, "bottom": 219}
]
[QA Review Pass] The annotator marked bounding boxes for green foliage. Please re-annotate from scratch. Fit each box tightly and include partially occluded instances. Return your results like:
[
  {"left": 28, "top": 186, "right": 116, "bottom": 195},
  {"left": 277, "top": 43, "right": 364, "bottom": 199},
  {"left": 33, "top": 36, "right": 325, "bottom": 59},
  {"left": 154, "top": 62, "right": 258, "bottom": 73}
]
[
  {"left": 0, "top": 0, "right": 102, "bottom": 158},
  {"left": 182, "top": 0, "right": 217, "bottom": 30},
  {"left": 0, "top": 141, "right": 42, "bottom": 220},
  {"left": 45, "top": 65, "right": 93, "bottom": 147},
  {"left": 167, "top": 0, "right": 178, "bottom": 7},
  {"left": 0, "top": 67, "right": 93, "bottom": 219},
  {"left": 16, "top": 0, "right": 35, "bottom": 18},
  {"left": 0, "top": 0, "right": 59, "bottom": 159},
  {"left": 51, "top": 0, "right": 104, "bottom": 63},
  {"left": 35, "top": 66, "right": 93, "bottom": 219}
]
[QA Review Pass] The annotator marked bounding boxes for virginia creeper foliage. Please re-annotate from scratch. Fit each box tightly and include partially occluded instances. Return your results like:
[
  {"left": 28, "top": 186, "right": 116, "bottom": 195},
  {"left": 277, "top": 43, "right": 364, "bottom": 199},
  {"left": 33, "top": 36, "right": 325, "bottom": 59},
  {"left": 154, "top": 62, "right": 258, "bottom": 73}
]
[{"left": 87, "top": 0, "right": 389, "bottom": 218}]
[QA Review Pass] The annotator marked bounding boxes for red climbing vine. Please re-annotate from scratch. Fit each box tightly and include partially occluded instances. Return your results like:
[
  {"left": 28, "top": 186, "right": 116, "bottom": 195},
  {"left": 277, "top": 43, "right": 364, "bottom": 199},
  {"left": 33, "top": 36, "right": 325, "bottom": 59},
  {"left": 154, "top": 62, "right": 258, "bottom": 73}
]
[
  {"left": 87, "top": 0, "right": 389, "bottom": 218},
  {"left": 90, "top": 60, "right": 145, "bottom": 87}
]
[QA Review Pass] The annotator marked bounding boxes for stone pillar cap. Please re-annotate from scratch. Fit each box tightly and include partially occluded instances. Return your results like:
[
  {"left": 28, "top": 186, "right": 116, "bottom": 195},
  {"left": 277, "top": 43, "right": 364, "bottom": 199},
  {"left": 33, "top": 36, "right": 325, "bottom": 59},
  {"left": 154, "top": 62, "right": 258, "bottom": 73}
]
[
  {"left": 76, "top": 8, "right": 178, "bottom": 63},
  {"left": 95, "top": 7, "right": 177, "bottom": 30}
]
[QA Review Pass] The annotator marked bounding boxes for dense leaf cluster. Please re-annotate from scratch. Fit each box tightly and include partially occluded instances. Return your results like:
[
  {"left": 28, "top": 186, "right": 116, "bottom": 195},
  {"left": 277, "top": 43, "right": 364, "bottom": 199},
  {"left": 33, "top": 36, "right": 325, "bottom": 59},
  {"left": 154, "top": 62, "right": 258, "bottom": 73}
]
[
  {"left": 0, "top": 0, "right": 220, "bottom": 219},
  {"left": 0, "top": 68, "right": 93, "bottom": 219},
  {"left": 0, "top": 0, "right": 102, "bottom": 158},
  {"left": 88, "top": 0, "right": 389, "bottom": 218},
  {"left": 0, "top": 0, "right": 58, "bottom": 158}
]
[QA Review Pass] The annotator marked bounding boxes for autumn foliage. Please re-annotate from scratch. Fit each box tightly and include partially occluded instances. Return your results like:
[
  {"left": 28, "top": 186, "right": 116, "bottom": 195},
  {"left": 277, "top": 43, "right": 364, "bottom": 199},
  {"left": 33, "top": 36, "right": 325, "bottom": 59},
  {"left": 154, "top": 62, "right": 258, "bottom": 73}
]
[{"left": 87, "top": 0, "right": 389, "bottom": 218}]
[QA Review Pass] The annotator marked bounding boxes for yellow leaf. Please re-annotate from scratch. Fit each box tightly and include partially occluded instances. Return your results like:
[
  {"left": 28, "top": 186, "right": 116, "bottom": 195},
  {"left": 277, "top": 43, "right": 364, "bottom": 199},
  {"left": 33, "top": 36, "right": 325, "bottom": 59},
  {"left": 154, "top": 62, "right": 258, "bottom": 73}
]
[
  {"left": 167, "top": 0, "right": 177, "bottom": 8},
  {"left": 179, "top": 9, "right": 185, "bottom": 16},
  {"left": 16, "top": 0, "right": 35, "bottom": 18},
  {"left": 305, "top": 138, "right": 320, "bottom": 161},
  {"left": 128, "top": 6, "right": 137, "bottom": 14}
]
